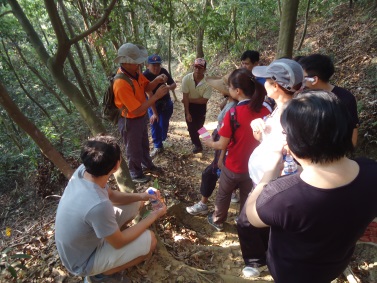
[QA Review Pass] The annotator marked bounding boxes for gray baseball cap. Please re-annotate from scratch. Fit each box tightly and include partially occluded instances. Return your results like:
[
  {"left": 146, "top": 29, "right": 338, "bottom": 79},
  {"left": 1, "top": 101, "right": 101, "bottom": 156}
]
[{"left": 252, "top": 59, "right": 304, "bottom": 92}]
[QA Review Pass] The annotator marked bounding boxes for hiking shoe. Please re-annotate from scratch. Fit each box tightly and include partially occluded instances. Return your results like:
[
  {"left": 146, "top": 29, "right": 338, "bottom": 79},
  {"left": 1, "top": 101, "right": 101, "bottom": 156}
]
[
  {"left": 84, "top": 273, "right": 130, "bottom": 283},
  {"left": 131, "top": 175, "right": 151, "bottom": 184},
  {"left": 242, "top": 266, "right": 260, "bottom": 278},
  {"left": 231, "top": 192, "right": 239, "bottom": 203},
  {"left": 143, "top": 165, "right": 163, "bottom": 175},
  {"left": 207, "top": 212, "right": 223, "bottom": 231},
  {"left": 186, "top": 202, "right": 208, "bottom": 215},
  {"left": 150, "top": 147, "right": 163, "bottom": 158},
  {"left": 192, "top": 146, "right": 203, "bottom": 154}
]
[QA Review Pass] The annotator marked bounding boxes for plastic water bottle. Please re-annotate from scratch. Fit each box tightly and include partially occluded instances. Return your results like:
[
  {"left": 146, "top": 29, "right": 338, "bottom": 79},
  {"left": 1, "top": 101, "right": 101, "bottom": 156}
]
[
  {"left": 283, "top": 154, "right": 298, "bottom": 175},
  {"left": 147, "top": 188, "right": 163, "bottom": 210}
]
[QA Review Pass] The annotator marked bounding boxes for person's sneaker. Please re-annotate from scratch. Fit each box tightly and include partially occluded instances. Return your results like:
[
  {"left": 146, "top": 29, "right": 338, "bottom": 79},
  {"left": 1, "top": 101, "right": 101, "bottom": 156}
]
[
  {"left": 150, "top": 147, "right": 163, "bottom": 158},
  {"left": 231, "top": 191, "right": 239, "bottom": 203},
  {"left": 131, "top": 175, "right": 151, "bottom": 184},
  {"left": 84, "top": 273, "right": 130, "bottom": 283},
  {"left": 143, "top": 165, "right": 163, "bottom": 175},
  {"left": 192, "top": 146, "right": 203, "bottom": 154},
  {"left": 186, "top": 202, "right": 208, "bottom": 215},
  {"left": 242, "top": 266, "right": 260, "bottom": 278},
  {"left": 207, "top": 212, "right": 223, "bottom": 231}
]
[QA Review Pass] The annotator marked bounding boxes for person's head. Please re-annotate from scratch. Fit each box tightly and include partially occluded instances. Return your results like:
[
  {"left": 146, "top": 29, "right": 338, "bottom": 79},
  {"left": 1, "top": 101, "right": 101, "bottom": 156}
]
[
  {"left": 114, "top": 43, "right": 148, "bottom": 73},
  {"left": 80, "top": 135, "right": 121, "bottom": 177},
  {"left": 147, "top": 54, "right": 162, "bottom": 75},
  {"left": 240, "top": 50, "right": 260, "bottom": 71},
  {"left": 193, "top": 58, "right": 206, "bottom": 76},
  {"left": 293, "top": 55, "right": 305, "bottom": 62},
  {"left": 252, "top": 58, "right": 304, "bottom": 100},
  {"left": 281, "top": 90, "right": 354, "bottom": 164},
  {"left": 228, "top": 68, "right": 265, "bottom": 112},
  {"left": 298, "top": 54, "right": 335, "bottom": 88}
]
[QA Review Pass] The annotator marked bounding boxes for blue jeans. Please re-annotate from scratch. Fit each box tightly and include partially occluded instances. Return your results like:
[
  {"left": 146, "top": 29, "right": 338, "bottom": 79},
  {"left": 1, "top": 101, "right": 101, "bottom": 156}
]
[{"left": 148, "top": 99, "right": 173, "bottom": 149}]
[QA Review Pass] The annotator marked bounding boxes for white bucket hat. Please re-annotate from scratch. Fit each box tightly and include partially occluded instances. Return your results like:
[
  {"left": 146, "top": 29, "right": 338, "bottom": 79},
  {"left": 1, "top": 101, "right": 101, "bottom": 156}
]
[
  {"left": 114, "top": 43, "right": 148, "bottom": 64},
  {"left": 205, "top": 73, "right": 231, "bottom": 95}
]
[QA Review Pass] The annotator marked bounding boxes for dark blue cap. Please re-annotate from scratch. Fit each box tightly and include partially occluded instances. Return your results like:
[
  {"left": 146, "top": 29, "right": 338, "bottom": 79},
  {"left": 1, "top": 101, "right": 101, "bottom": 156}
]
[{"left": 148, "top": 54, "right": 162, "bottom": 64}]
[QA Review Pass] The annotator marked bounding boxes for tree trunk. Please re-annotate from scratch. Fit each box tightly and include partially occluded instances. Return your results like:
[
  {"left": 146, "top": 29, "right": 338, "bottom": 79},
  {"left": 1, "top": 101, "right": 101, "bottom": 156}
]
[
  {"left": 277, "top": 0, "right": 282, "bottom": 17},
  {"left": 297, "top": 0, "right": 311, "bottom": 51},
  {"left": 196, "top": 28, "right": 205, "bottom": 58},
  {"left": 276, "top": 0, "right": 300, "bottom": 59},
  {"left": 59, "top": 0, "right": 98, "bottom": 105},
  {"left": 8, "top": 0, "right": 134, "bottom": 191},
  {"left": 0, "top": 81, "right": 74, "bottom": 179},
  {"left": 10, "top": 40, "right": 71, "bottom": 114}
]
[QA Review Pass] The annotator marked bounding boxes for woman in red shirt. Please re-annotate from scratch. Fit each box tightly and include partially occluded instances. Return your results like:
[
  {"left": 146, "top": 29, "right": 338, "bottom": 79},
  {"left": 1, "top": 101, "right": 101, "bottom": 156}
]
[{"left": 202, "top": 68, "right": 270, "bottom": 231}]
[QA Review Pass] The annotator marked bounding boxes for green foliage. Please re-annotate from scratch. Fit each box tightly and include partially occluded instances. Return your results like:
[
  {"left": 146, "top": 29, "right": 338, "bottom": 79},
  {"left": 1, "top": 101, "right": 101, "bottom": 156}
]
[
  {"left": 1, "top": 0, "right": 373, "bottom": 191},
  {"left": 0, "top": 246, "right": 31, "bottom": 279}
]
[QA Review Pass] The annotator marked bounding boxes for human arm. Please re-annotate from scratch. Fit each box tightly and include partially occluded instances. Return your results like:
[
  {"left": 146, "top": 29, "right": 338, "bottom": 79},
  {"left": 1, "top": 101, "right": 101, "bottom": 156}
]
[
  {"left": 131, "top": 84, "right": 168, "bottom": 116},
  {"left": 246, "top": 151, "right": 283, "bottom": 228},
  {"left": 218, "top": 149, "right": 226, "bottom": 169},
  {"left": 202, "top": 135, "right": 230, "bottom": 150},
  {"left": 167, "top": 82, "right": 177, "bottom": 91},
  {"left": 105, "top": 206, "right": 166, "bottom": 249},
  {"left": 108, "top": 188, "right": 157, "bottom": 205},
  {"left": 182, "top": 92, "right": 192, "bottom": 122},
  {"left": 145, "top": 90, "right": 159, "bottom": 124},
  {"left": 145, "top": 74, "right": 167, "bottom": 92}
]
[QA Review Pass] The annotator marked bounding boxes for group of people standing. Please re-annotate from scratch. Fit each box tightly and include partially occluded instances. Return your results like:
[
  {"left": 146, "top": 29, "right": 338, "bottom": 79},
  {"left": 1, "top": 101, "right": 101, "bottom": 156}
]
[{"left": 54, "top": 42, "right": 377, "bottom": 283}]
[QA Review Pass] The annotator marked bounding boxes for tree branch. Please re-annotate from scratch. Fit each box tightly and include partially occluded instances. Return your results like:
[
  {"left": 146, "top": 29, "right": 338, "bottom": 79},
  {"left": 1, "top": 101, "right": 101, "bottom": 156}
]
[{"left": 70, "top": 0, "right": 118, "bottom": 45}]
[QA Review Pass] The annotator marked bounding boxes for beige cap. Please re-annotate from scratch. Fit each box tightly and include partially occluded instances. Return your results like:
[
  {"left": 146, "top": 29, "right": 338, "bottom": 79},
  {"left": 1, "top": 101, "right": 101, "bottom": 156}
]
[{"left": 205, "top": 73, "right": 230, "bottom": 95}]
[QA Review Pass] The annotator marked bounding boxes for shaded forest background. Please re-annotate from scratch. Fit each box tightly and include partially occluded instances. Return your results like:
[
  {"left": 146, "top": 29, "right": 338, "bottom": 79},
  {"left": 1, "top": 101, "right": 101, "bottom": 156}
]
[{"left": 0, "top": 0, "right": 376, "bottom": 282}]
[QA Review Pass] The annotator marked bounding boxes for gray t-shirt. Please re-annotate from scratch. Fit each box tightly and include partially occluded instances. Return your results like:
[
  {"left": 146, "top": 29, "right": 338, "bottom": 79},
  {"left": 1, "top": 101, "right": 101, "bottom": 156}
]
[{"left": 55, "top": 165, "right": 118, "bottom": 276}]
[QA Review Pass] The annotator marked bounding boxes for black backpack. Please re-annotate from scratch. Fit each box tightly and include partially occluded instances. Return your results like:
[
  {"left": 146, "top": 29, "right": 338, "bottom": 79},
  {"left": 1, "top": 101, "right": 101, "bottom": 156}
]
[{"left": 102, "top": 73, "right": 135, "bottom": 125}]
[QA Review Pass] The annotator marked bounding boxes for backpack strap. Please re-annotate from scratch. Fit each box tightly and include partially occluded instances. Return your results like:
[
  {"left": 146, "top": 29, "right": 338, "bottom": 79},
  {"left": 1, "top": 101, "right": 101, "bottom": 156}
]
[
  {"left": 229, "top": 106, "right": 240, "bottom": 143},
  {"left": 114, "top": 73, "right": 135, "bottom": 95},
  {"left": 112, "top": 73, "right": 136, "bottom": 117}
]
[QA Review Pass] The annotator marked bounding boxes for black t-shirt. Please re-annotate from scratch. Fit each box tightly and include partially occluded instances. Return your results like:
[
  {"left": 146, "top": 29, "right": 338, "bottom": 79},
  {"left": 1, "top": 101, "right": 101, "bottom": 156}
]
[
  {"left": 143, "top": 67, "right": 175, "bottom": 98},
  {"left": 257, "top": 158, "right": 377, "bottom": 283},
  {"left": 332, "top": 86, "right": 359, "bottom": 128}
]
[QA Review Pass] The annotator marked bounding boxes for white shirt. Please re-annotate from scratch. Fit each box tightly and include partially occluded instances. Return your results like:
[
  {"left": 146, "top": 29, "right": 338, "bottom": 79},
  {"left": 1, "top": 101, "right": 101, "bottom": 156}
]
[{"left": 248, "top": 108, "right": 286, "bottom": 184}]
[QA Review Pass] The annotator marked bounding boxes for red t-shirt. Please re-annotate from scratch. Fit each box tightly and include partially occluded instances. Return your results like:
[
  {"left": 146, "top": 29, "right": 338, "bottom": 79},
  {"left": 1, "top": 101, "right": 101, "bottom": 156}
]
[{"left": 219, "top": 104, "right": 270, "bottom": 173}]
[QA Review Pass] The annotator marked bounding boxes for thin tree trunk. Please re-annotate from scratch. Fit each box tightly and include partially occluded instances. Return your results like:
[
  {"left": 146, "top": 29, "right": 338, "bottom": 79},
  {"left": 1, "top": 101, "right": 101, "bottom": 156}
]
[
  {"left": 0, "top": 43, "right": 60, "bottom": 132},
  {"left": 11, "top": 40, "right": 71, "bottom": 114},
  {"left": 67, "top": 52, "right": 97, "bottom": 105},
  {"left": 0, "top": 81, "right": 74, "bottom": 179},
  {"left": 0, "top": 117, "right": 23, "bottom": 152},
  {"left": 277, "top": 0, "right": 282, "bottom": 17},
  {"left": 232, "top": 6, "right": 238, "bottom": 42},
  {"left": 59, "top": 0, "right": 98, "bottom": 104},
  {"left": 297, "top": 0, "right": 311, "bottom": 51}
]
